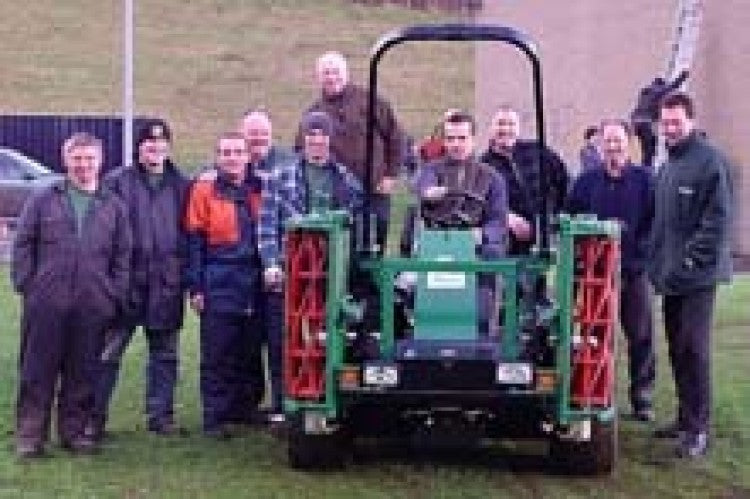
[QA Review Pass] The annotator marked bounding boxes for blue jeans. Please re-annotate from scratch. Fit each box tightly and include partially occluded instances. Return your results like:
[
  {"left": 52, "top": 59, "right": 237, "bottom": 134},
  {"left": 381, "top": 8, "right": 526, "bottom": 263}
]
[{"left": 93, "top": 326, "right": 179, "bottom": 430}]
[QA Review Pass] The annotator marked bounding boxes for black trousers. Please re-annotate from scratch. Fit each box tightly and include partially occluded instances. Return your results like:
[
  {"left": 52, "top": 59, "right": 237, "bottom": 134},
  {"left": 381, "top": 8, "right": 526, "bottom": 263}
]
[
  {"left": 662, "top": 287, "right": 716, "bottom": 434},
  {"left": 259, "top": 291, "right": 284, "bottom": 412},
  {"left": 93, "top": 325, "right": 179, "bottom": 429},
  {"left": 620, "top": 272, "right": 656, "bottom": 410},
  {"left": 17, "top": 298, "right": 106, "bottom": 447},
  {"left": 199, "top": 311, "right": 263, "bottom": 431}
]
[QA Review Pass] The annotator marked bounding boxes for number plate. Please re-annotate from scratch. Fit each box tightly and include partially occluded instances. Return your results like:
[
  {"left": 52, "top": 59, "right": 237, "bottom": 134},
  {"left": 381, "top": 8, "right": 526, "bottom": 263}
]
[
  {"left": 426, "top": 272, "right": 466, "bottom": 289},
  {"left": 496, "top": 363, "right": 533, "bottom": 385}
]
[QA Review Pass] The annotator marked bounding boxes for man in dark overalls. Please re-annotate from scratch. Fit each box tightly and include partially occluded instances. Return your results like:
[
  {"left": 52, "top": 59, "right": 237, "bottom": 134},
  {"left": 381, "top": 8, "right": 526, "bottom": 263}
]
[
  {"left": 90, "top": 121, "right": 190, "bottom": 438},
  {"left": 11, "top": 132, "right": 132, "bottom": 457}
]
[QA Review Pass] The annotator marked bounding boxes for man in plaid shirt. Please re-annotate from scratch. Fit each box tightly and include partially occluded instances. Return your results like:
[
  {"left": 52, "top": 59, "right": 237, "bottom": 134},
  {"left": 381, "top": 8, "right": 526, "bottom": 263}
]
[
  {"left": 259, "top": 111, "right": 363, "bottom": 271},
  {"left": 260, "top": 111, "right": 362, "bottom": 423}
]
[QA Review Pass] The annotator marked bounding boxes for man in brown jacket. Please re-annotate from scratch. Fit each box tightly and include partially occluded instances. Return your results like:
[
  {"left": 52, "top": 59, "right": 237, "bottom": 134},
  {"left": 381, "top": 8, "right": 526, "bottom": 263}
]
[
  {"left": 11, "top": 132, "right": 132, "bottom": 457},
  {"left": 295, "top": 51, "right": 406, "bottom": 249}
]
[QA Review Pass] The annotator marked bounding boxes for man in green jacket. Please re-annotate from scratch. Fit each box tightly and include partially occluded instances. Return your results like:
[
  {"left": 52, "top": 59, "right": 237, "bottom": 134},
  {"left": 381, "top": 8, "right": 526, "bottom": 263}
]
[{"left": 648, "top": 92, "right": 733, "bottom": 459}]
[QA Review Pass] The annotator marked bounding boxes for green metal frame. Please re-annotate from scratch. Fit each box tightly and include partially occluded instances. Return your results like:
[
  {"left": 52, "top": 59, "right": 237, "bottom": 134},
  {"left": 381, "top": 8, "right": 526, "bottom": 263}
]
[
  {"left": 360, "top": 256, "right": 547, "bottom": 361},
  {"left": 284, "top": 212, "right": 620, "bottom": 427},
  {"left": 283, "top": 211, "right": 351, "bottom": 418},
  {"left": 555, "top": 215, "right": 620, "bottom": 425}
]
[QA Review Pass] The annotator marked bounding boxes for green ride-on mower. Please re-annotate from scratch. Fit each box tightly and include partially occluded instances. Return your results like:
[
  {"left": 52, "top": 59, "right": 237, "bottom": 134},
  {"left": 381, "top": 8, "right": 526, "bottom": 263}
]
[{"left": 282, "top": 23, "right": 620, "bottom": 474}]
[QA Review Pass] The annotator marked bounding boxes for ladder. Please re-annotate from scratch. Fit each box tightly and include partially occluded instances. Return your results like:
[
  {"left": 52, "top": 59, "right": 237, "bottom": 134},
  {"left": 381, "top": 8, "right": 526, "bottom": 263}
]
[
  {"left": 655, "top": 0, "right": 704, "bottom": 167},
  {"left": 665, "top": 0, "right": 704, "bottom": 86}
]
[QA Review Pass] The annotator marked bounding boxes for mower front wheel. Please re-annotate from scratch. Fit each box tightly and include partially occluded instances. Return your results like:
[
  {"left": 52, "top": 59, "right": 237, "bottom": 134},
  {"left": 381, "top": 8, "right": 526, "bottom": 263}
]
[
  {"left": 549, "top": 418, "right": 617, "bottom": 475},
  {"left": 288, "top": 412, "right": 350, "bottom": 470}
]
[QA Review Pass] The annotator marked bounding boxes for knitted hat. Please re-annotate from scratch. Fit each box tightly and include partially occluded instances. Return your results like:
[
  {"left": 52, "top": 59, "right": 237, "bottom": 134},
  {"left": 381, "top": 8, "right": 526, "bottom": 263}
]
[
  {"left": 135, "top": 119, "right": 171, "bottom": 148},
  {"left": 300, "top": 111, "right": 333, "bottom": 136}
]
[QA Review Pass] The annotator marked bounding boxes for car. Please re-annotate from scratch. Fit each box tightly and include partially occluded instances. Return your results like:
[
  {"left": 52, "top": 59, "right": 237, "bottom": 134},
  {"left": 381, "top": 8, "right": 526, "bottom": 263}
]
[{"left": 0, "top": 147, "right": 63, "bottom": 221}]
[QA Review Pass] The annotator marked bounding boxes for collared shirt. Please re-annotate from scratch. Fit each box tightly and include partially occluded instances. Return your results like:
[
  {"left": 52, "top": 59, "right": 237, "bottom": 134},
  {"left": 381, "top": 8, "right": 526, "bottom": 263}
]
[{"left": 66, "top": 184, "right": 94, "bottom": 235}]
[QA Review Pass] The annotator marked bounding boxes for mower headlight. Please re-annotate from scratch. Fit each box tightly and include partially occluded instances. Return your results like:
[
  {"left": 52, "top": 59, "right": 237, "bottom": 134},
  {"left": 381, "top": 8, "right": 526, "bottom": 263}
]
[
  {"left": 496, "top": 363, "right": 533, "bottom": 385},
  {"left": 363, "top": 364, "right": 399, "bottom": 387}
]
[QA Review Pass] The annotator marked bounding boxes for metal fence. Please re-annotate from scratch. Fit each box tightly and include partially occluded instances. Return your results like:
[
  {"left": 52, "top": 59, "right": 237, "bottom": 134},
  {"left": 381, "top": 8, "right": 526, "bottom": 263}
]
[{"left": 0, "top": 115, "right": 165, "bottom": 173}]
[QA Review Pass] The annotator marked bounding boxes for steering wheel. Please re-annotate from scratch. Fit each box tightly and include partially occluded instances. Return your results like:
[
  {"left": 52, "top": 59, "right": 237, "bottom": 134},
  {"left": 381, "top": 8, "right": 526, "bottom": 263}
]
[{"left": 420, "top": 189, "right": 485, "bottom": 228}]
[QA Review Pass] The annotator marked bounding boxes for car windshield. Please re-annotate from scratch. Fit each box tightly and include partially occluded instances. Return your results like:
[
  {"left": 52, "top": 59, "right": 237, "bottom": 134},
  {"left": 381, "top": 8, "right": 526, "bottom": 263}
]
[{"left": 0, "top": 149, "right": 53, "bottom": 179}]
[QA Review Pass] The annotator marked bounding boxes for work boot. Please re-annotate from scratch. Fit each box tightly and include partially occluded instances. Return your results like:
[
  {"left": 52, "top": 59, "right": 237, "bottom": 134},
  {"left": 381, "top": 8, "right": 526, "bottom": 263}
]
[
  {"left": 203, "top": 425, "right": 233, "bottom": 440},
  {"left": 150, "top": 421, "right": 189, "bottom": 437},
  {"left": 149, "top": 420, "right": 174, "bottom": 435},
  {"left": 675, "top": 432, "right": 709, "bottom": 458},
  {"left": 61, "top": 437, "right": 99, "bottom": 455},
  {"left": 267, "top": 413, "right": 286, "bottom": 425},
  {"left": 84, "top": 416, "right": 106, "bottom": 443},
  {"left": 16, "top": 441, "right": 45, "bottom": 459}
]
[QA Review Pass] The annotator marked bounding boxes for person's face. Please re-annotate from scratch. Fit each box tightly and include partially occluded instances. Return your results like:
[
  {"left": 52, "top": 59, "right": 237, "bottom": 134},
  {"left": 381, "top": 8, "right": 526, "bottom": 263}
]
[
  {"left": 216, "top": 138, "right": 249, "bottom": 182},
  {"left": 241, "top": 114, "right": 272, "bottom": 162},
  {"left": 317, "top": 58, "right": 347, "bottom": 97},
  {"left": 64, "top": 145, "right": 101, "bottom": 190},
  {"left": 138, "top": 138, "right": 170, "bottom": 168},
  {"left": 490, "top": 110, "right": 520, "bottom": 151},
  {"left": 601, "top": 124, "right": 629, "bottom": 174},
  {"left": 443, "top": 121, "right": 475, "bottom": 162},
  {"left": 588, "top": 132, "right": 601, "bottom": 149},
  {"left": 659, "top": 105, "right": 694, "bottom": 147},
  {"left": 304, "top": 129, "right": 330, "bottom": 165}
]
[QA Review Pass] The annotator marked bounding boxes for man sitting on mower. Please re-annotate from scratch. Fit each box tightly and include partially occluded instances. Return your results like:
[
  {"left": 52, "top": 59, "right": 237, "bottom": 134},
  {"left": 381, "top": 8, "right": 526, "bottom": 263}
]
[{"left": 410, "top": 110, "right": 508, "bottom": 336}]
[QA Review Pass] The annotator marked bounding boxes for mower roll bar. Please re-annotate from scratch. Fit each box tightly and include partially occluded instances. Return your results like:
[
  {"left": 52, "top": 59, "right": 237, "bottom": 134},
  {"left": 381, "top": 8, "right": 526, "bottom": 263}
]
[{"left": 363, "top": 23, "right": 550, "bottom": 255}]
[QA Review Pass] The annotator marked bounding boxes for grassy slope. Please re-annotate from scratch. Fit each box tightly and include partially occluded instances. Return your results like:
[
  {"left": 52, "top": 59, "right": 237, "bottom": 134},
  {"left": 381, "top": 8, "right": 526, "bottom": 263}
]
[{"left": 0, "top": 0, "right": 474, "bottom": 168}]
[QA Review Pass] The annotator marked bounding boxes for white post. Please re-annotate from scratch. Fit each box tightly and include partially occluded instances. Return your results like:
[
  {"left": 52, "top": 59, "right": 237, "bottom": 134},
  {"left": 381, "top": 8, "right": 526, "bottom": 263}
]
[{"left": 123, "top": 0, "right": 134, "bottom": 167}]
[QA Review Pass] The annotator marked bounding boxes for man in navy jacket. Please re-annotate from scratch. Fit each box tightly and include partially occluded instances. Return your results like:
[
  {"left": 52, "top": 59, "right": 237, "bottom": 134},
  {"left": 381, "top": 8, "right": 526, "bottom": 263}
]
[{"left": 567, "top": 119, "right": 656, "bottom": 422}]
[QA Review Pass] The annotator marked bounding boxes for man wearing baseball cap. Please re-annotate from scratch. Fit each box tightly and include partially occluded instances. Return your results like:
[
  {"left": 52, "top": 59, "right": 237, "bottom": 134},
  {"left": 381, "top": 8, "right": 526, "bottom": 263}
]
[{"left": 89, "top": 119, "right": 190, "bottom": 439}]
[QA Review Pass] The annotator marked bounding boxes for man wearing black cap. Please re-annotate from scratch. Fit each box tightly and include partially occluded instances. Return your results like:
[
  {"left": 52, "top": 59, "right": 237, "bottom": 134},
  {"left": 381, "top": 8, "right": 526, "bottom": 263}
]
[{"left": 89, "top": 119, "right": 190, "bottom": 438}]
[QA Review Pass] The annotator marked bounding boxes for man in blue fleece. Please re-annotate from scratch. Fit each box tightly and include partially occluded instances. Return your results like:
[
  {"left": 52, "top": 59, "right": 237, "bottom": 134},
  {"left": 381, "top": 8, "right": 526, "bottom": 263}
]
[{"left": 567, "top": 118, "right": 656, "bottom": 422}]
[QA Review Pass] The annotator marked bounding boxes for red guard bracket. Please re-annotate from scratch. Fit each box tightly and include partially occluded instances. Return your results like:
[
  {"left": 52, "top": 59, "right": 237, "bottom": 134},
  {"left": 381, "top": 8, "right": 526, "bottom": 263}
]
[
  {"left": 571, "top": 236, "right": 619, "bottom": 408},
  {"left": 284, "top": 231, "right": 328, "bottom": 400}
]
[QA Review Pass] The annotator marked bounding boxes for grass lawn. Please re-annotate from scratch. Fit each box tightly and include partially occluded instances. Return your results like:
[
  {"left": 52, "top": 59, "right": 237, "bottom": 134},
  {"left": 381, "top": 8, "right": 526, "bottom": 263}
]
[{"left": 0, "top": 268, "right": 748, "bottom": 498}]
